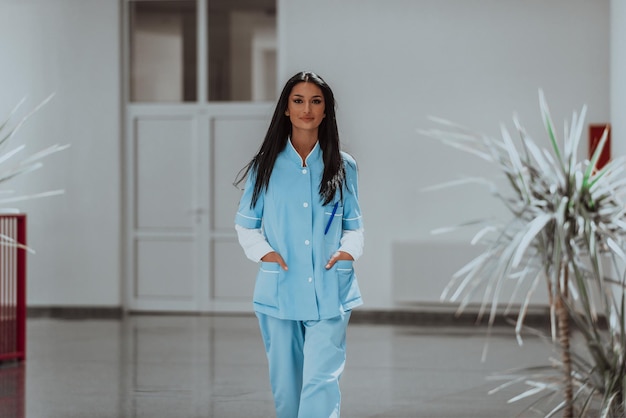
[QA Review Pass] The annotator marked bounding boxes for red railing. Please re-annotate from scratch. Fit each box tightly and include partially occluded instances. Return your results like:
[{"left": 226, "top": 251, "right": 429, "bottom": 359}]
[{"left": 0, "top": 214, "right": 27, "bottom": 363}]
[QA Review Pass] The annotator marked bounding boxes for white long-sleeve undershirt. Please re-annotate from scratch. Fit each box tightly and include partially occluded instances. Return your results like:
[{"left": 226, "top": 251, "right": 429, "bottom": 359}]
[{"left": 235, "top": 224, "right": 364, "bottom": 263}]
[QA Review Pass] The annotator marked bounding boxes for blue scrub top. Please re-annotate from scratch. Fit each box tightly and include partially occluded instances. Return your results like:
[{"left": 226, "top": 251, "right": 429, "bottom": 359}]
[{"left": 235, "top": 140, "right": 364, "bottom": 320}]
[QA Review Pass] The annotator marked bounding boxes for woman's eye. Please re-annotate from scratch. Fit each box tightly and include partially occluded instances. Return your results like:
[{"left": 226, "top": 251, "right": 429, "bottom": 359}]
[
  {"left": 293, "top": 99, "right": 302, "bottom": 104},
  {"left": 312, "top": 99, "right": 322, "bottom": 104}
]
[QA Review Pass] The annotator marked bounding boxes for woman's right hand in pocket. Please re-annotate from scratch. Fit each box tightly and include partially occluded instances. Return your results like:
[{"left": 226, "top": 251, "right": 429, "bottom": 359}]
[{"left": 261, "top": 251, "right": 288, "bottom": 271}]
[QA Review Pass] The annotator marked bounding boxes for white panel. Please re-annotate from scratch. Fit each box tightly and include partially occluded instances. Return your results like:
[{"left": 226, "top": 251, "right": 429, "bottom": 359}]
[
  {"left": 136, "top": 239, "right": 195, "bottom": 299},
  {"left": 135, "top": 117, "right": 195, "bottom": 229},
  {"left": 212, "top": 239, "right": 257, "bottom": 301},
  {"left": 211, "top": 117, "right": 268, "bottom": 230},
  {"left": 392, "top": 241, "right": 549, "bottom": 305}
]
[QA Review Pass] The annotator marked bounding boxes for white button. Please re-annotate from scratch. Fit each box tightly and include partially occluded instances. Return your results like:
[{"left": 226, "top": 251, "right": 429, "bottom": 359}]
[
  {"left": 303, "top": 202, "right": 309, "bottom": 208},
  {"left": 302, "top": 169, "right": 307, "bottom": 174},
  {"left": 308, "top": 277, "right": 313, "bottom": 283},
  {"left": 304, "top": 240, "right": 310, "bottom": 245}
]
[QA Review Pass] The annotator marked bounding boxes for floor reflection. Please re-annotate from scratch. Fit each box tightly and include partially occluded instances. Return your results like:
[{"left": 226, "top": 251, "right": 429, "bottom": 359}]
[
  {"left": 22, "top": 315, "right": 551, "bottom": 418},
  {"left": 0, "top": 362, "right": 25, "bottom": 418},
  {"left": 121, "top": 316, "right": 272, "bottom": 417}
]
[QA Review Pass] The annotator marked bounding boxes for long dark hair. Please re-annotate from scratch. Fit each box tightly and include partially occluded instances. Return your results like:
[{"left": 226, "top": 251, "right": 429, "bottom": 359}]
[{"left": 235, "top": 71, "right": 345, "bottom": 208}]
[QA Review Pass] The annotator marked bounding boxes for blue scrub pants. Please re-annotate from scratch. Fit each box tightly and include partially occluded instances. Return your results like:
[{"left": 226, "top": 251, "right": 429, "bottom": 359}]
[{"left": 256, "top": 311, "right": 351, "bottom": 418}]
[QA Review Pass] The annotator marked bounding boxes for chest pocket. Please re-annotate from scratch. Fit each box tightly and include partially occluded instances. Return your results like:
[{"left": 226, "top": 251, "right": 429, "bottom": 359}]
[{"left": 323, "top": 201, "right": 343, "bottom": 243}]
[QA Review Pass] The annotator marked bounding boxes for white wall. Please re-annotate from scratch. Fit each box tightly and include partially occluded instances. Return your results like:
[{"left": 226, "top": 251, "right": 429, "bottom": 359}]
[
  {"left": 0, "top": 0, "right": 121, "bottom": 306},
  {"left": 280, "top": 0, "right": 610, "bottom": 309},
  {"left": 0, "top": 0, "right": 610, "bottom": 311},
  {"left": 611, "top": 0, "right": 626, "bottom": 158}
]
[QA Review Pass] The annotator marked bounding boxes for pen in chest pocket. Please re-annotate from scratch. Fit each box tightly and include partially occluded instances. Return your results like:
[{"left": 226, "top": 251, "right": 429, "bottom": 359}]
[{"left": 324, "top": 201, "right": 339, "bottom": 235}]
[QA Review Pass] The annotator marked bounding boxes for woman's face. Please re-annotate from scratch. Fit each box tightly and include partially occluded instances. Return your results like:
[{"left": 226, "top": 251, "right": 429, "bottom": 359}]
[{"left": 285, "top": 82, "right": 326, "bottom": 135}]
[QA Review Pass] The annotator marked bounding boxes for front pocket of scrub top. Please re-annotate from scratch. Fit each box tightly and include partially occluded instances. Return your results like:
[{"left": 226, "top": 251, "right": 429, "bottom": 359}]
[
  {"left": 253, "top": 262, "right": 280, "bottom": 309},
  {"left": 335, "top": 260, "right": 360, "bottom": 306}
]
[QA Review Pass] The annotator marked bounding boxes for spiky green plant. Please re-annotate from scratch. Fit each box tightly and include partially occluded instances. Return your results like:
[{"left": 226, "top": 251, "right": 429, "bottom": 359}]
[{"left": 420, "top": 90, "right": 626, "bottom": 417}]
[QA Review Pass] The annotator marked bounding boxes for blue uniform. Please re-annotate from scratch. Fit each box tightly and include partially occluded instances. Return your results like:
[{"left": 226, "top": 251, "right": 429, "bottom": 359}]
[
  {"left": 235, "top": 140, "right": 364, "bottom": 417},
  {"left": 235, "top": 140, "right": 363, "bottom": 320}
]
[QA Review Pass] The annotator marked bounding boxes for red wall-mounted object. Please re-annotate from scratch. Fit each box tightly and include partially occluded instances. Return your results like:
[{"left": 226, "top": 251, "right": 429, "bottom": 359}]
[{"left": 589, "top": 124, "right": 611, "bottom": 170}]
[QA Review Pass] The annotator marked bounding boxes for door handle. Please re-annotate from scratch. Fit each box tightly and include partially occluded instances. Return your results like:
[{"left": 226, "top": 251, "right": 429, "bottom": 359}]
[{"left": 187, "top": 208, "right": 207, "bottom": 223}]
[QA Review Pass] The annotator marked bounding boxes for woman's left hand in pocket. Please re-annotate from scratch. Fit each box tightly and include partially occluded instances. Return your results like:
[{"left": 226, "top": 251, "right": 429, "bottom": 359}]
[{"left": 325, "top": 251, "right": 354, "bottom": 269}]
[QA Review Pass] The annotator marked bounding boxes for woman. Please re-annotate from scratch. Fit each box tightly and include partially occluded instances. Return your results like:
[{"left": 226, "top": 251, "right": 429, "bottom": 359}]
[{"left": 234, "top": 71, "right": 364, "bottom": 418}]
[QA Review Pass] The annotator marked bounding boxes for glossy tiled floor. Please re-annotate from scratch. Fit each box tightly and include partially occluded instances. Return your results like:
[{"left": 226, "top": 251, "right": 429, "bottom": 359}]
[{"left": 1, "top": 314, "right": 555, "bottom": 418}]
